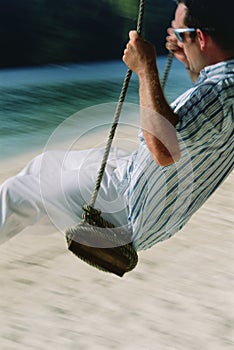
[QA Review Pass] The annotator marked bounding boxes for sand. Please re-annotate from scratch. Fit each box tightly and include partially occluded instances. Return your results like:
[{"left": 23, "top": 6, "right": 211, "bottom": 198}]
[{"left": 0, "top": 133, "right": 233, "bottom": 350}]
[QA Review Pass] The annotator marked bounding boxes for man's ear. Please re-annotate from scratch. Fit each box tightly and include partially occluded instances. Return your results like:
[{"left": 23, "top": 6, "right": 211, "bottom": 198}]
[{"left": 196, "top": 29, "right": 207, "bottom": 51}]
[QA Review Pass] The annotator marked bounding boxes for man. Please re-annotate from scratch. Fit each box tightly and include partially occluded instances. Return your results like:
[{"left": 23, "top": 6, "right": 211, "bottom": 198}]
[
  {"left": 122, "top": 0, "right": 233, "bottom": 248},
  {"left": 0, "top": 0, "right": 233, "bottom": 251}
]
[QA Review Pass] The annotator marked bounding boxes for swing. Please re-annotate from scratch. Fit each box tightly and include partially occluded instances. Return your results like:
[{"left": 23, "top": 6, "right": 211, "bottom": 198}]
[{"left": 65, "top": 0, "right": 173, "bottom": 277}]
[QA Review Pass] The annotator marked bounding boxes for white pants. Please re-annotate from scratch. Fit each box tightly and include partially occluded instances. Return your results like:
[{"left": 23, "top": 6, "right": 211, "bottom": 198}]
[{"left": 0, "top": 148, "right": 131, "bottom": 244}]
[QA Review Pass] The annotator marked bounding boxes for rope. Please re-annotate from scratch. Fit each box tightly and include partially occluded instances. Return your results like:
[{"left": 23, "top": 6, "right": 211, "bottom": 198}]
[
  {"left": 66, "top": 0, "right": 174, "bottom": 277},
  {"left": 88, "top": 0, "right": 173, "bottom": 210},
  {"left": 161, "top": 51, "right": 174, "bottom": 90},
  {"left": 89, "top": 0, "right": 145, "bottom": 208}
]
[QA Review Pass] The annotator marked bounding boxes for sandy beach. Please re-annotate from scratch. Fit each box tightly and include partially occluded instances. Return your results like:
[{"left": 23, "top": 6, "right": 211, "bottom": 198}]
[{"left": 0, "top": 132, "right": 233, "bottom": 350}]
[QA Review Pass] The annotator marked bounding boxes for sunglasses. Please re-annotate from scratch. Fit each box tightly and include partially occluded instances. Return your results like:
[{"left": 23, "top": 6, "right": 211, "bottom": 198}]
[
  {"left": 173, "top": 28, "right": 214, "bottom": 43},
  {"left": 173, "top": 28, "right": 196, "bottom": 42}
]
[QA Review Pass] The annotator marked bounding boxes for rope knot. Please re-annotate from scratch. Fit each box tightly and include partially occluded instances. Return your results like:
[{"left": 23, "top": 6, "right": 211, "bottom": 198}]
[{"left": 82, "top": 204, "right": 115, "bottom": 229}]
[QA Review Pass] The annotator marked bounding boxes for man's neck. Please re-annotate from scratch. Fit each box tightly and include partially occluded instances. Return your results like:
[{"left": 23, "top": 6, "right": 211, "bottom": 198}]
[{"left": 204, "top": 45, "right": 234, "bottom": 67}]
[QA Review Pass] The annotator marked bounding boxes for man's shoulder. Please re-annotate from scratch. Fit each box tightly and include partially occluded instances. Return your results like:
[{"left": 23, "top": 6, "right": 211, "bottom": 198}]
[{"left": 199, "top": 59, "right": 234, "bottom": 84}]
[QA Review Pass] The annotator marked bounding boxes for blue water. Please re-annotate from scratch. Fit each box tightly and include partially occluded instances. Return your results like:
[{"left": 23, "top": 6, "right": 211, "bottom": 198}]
[{"left": 0, "top": 57, "right": 191, "bottom": 161}]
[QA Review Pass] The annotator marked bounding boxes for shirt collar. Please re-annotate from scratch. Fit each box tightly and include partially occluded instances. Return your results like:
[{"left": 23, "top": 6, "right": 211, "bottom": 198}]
[{"left": 195, "top": 58, "right": 234, "bottom": 85}]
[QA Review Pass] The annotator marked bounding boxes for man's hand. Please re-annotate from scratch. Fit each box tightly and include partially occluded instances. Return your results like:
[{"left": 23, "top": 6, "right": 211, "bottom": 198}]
[
  {"left": 166, "top": 26, "right": 199, "bottom": 83},
  {"left": 166, "top": 27, "right": 189, "bottom": 68},
  {"left": 122, "top": 31, "right": 156, "bottom": 76}
]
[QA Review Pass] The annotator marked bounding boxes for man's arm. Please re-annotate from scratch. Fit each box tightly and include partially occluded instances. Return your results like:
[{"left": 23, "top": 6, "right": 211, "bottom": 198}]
[{"left": 123, "top": 31, "right": 180, "bottom": 166}]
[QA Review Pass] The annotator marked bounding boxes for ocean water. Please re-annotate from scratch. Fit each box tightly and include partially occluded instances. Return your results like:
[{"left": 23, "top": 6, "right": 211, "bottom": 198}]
[{"left": 0, "top": 57, "right": 191, "bottom": 161}]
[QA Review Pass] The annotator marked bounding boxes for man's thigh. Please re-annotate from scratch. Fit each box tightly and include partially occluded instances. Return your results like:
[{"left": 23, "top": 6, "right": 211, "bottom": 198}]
[{"left": 40, "top": 148, "right": 129, "bottom": 232}]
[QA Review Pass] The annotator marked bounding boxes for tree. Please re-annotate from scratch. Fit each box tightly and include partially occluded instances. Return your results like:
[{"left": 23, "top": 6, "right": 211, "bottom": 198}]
[{"left": 0, "top": 0, "right": 175, "bottom": 67}]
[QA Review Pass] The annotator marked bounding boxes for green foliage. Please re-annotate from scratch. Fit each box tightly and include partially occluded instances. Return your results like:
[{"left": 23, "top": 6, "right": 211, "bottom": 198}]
[
  {"left": 105, "top": 0, "right": 139, "bottom": 18},
  {"left": 0, "top": 0, "right": 175, "bottom": 68}
]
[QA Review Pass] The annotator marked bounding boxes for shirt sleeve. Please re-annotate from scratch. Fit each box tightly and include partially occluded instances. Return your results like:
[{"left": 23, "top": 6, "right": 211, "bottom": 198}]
[{"left": 174, "top": 82, "right": 226, "bottom": 149}]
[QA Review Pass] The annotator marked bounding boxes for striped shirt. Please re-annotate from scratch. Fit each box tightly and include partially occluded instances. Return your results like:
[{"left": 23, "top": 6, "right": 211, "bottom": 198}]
[{"left": 121, "top": 59, "right": 234, "bottom": 251}]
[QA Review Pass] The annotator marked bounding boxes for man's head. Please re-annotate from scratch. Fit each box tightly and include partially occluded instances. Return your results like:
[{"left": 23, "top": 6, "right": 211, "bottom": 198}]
[
  {"left": 175, "top": 0, "right": 233, "bottom": 51},
  {"left": 171, "top": 0, "right": 233, "bottom": 74}
]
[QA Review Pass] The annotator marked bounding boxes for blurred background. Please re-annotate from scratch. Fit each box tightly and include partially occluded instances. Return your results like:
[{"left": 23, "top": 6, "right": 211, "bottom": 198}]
[
  {"left": 0, "top": 0, "right": 175, "bottom": 68},
  {"left": 1, "top": 4, "right": 233, "bottom": 348},
  {"left": 0, "top": 0, "right": 191, "bottom": 163}
]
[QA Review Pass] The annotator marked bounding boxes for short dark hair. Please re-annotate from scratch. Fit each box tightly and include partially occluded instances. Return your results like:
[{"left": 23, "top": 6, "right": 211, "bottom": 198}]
[{"left": 176, "top": 0, "right": 234, "bottom": 51}]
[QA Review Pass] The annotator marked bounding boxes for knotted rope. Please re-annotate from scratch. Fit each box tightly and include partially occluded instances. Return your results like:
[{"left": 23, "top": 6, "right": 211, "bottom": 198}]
[
  {"left": 66, "top": 0, "right": 173, "bottom": 277},
  {"left": 88, "top": 3, "right": 173, "bottom": 210},
  {"left": 88, "top": 0, "right": 145, "bottom": 210}
]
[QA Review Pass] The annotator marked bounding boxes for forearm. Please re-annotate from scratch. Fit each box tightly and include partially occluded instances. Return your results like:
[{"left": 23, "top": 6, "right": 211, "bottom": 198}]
[
  {"left": 122, "top": 30, "right": 180, "bottom": 165},
  {"left": 138, "top": 63, "right": 180, "bottom": 166}
]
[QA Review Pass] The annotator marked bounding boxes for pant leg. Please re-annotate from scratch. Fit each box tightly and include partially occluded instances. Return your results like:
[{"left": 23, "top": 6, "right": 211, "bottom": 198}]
[
  {"left": 0, "top": 175, "right": 46, "bottom": 243},
  {"left": 39, "top": 148, "right": 130, "bottom": 231},
  {"left": 0, "top": 148, "right": 130, "bottom": 243}
]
